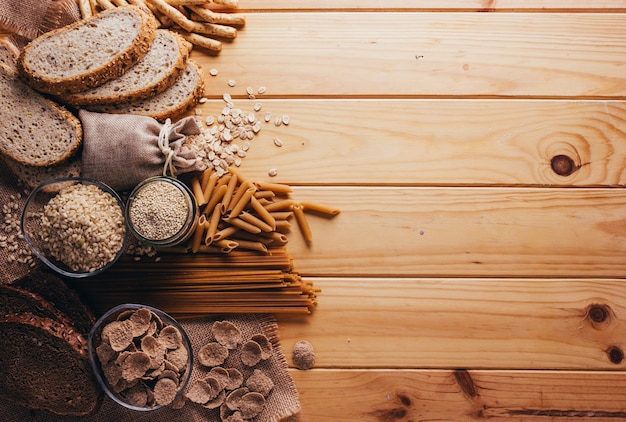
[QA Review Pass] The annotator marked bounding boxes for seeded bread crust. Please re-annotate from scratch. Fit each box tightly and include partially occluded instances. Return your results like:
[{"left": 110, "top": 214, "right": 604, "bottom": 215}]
[
  {"left": 0, "top": 63, "right": 83, "bottom": 167},
  {"left": 87, "top": 59, "right": 205, "bottom": 121},
  {"left": 62, "top": 30, "right": 192, "bottom": 106},
  {"left": 17, "top": 5, "right": 159, "bottom": 96},
  {"left": 0, "top": 313, "right": 102, "bottom": 416}
]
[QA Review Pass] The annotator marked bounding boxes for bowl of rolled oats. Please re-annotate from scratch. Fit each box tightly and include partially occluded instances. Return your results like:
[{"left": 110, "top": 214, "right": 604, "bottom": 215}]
[
  {"left": 87, "top": 304, "right": 193, "bottom": 411},
  {"left": 20, "top": 177, "right": 129, "bottom": 278}
]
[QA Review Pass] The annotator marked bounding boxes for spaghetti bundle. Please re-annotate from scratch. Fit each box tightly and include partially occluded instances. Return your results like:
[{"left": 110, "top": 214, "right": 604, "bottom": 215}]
[{"left": 69, "top": 246, "right": 319, "bottom": 317}]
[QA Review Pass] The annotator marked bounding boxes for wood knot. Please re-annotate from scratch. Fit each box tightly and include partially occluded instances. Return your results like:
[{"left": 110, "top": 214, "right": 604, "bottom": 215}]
[
  {"left": 607, "top": 346, "right": 624, "bottom": 364},
  {"left": 585, "top": 303, "right": 613, "bottom": 329},
  {"left": 550, "top": 155, "right": 577, "bottom": 176}
]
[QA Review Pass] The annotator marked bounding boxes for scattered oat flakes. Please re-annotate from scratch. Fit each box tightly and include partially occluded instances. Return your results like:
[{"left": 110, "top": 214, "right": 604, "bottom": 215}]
[
  {"left": 273, "top": 138, "right": 283, "bottom": 147},
  {"left": 228, "top": 79, "right": 236, "bottom": 87},
  {"left": 209, "top": 68, "right": 219, "bottom": 76},
  {"left": 268, "top": 168, "right": 278, "bottom": 177}
]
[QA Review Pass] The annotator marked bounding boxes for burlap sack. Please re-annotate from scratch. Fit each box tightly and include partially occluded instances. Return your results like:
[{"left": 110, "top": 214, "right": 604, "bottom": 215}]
[
  {"left": 0, "top": 0, "right": 80, "bottom": 40},
  {"left": 80, "top": 110, "right": 205, "bottom": 191}
]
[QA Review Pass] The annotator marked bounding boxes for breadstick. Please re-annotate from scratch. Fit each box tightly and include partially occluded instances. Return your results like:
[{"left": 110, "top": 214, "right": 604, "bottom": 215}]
[
  {"left": 96, "top": 0, "right": 116, "bottom": 10},
  {"left": 111, "top": 0, "right": 130, "bottom": 6},
  {"left": 188, "top": 5, "right": 246, "bottom": 26},
  {"left": 148, "top": 0, "right": 237, "bottom": 38},
  {"left": 175, "top": 30, "right": 222, "bottom": 52},
  {"left": 165, "top": 0, "right": 207, "bottom": 4},
  {"left": 212, "top": 0, "right": 239, "bottom": 8},
  {"left": 78, "top": 0, "right": 93, "bottom": 19}
]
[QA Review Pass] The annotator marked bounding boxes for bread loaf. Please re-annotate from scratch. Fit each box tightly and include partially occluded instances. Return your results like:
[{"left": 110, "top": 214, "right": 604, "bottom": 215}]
[
  {"left": 61, "top": 29, "right": 192, "bottom": 106},
  {"left": 87, "top": 59, "right": 205, "bottom": 120},
  {"left": 17, "top": 5, "right": 159, "bottom": 96},
  {"left": 0, "top": 313, "right": 102, "bottom": 416},
  {"left": 0, "top": 63, "right": 83, "bottom": 167}
]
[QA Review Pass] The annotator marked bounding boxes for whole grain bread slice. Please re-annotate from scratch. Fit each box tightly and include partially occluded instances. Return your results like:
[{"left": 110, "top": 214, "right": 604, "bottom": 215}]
[
  {"left": 0, "top": 284, "right": 77, "bottom": 329},
  {"left": 0, "top": 313, "right": 102, "bottom": 416},
  {"left": 0, "top": 63, "right": 83, "bottom": 167},
  {"left": 61, "top": 29, "right": 192, "bottom": 106},
  {"left": 0, "top": 38, "right": 19, "bottom": 69},
  {"left": 3, "top": 153, "right": 82, "bottom": 191},
  {"left": 86, "top": 59, "right": 205, "bottom": 121},
  {"left": 17, "top": 5, "right": 159, "bottom": 96}
]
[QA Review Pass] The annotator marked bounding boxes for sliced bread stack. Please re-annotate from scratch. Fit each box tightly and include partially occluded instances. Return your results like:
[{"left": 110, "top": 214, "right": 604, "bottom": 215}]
[
  {"left": 18, "top": 4, "right": 205, "bottom": 121},
  {"left": 0, "top": 269, "right": 102, "bottom": 416},
  {"left": 2, "top": 5, "right": 205, "bottom": 188}
]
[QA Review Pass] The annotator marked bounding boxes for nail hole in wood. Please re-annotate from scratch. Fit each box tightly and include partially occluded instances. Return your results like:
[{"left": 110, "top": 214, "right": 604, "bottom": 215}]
[{"left": 550, "top": 155, "right": 577, "bottom": 176}]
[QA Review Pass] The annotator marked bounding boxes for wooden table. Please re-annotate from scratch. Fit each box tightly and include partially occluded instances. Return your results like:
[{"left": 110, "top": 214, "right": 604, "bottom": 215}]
[{"left": 190, "top": 1, "right": 626, "bottom": 420}]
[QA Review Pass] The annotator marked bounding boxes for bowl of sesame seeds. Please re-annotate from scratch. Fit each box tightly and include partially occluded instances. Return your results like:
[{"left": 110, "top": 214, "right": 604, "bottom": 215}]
[{"left": 20, "top": 177, "right": 129, "bottom": 278}]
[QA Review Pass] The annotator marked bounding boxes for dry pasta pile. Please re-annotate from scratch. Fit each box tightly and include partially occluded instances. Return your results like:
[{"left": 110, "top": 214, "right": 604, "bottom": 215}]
[
  {"left": 80, "top": 0, "right": 245, "bottom": 52},
  {"left": 70, "top": 168, "right": 339, "bottom": 317},
  {"left": 184, "top": 167, "right": 340, "bottom": 253},
  {"left": 69, "top": 247, "right": 319, "bottom": 317}
]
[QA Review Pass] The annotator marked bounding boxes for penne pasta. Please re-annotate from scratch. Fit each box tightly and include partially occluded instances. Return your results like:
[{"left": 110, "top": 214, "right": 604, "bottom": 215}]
[
  {"left": 212, "top": 226, "right": 239, "bottom": 241},
  {"left": 202, "top": 171, "right": 219, "bottom": 202},
  {"left": 226, "top": 217, "right": 262, "bottom": 234},
  {"left": 293, "top": 204, "right": 313, "bottom": 242},
  {"left": 254, "top": 181, "right": 292, "bottom": 195},
  {"left": 229, "top": 186, "right": 255, "bottom": 218},
  {"left": 264, "top": 199, "right": 294, "bottom": 212},
  {"left": 204, "top": 203, "right": 222, "bottom": 246},
  {"left": 254, "top": 190, "right": 275, "bottom": 200},
  {"left": 190, "top": 214, "right": 207, "bottom": 253},
  {"left": 250, "top": 196, "right": 276, "bottom": 231},
  {"left": 239, "top": 211, "right": 274, "bottom": 233},
  {"left": 221, "top": 172, "right": 239, "bottom": 210},
  {"left": 269, "top": 211, "right": 293, "bottom": 220},
  {"left": 203, "top": 184, "right": 227, "bottom": 216},
  {"left": 228, "top": 239, "right": 268, "bottom": 253},
  {"left": 299, "top": 201, "right": 341, "bottom": 216},
  {"left": 200, "top": 168, "right": 214, "bottom": 191},
  {"left": 191, "top": 177, "right": 205, "bottom": 206}
]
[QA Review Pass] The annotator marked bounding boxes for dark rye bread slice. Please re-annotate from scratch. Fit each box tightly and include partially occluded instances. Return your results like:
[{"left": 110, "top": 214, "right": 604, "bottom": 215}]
[
  {"left": 12, "top": 269, "right": 96, "bottom": 337},
  {"left": 0, "top": 284, "right": 77, "bottom": 329},
  {"left": 0, "top": 313, "right": 102, "bottom": 416},
  {"left": 61, "top": 29, "right": 192, "bottom": 106},
  {"left": 86, "top": 59, "right": 205, "bottom": 121},
  {"left": 0, "top": 63, "right": 83, "bottom": 167},
  {"left": 17, "top": 5, "right": 159, "bottom": 96}
]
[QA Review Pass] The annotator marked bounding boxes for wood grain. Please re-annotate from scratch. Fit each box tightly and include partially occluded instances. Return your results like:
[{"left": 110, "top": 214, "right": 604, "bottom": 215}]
[
  {"left": 191, "top": 12, "right": 626, "bottom": 98},
  {"left": 195, "top": 99, "right": 626, "bottom": 187},
  {"left": 280, "top": 187, "right": 626, "bottom": 278},
  {"left": 231, "top": 1, "right": 626, "bottom": 11},
  {"left": 277, "top": 278, "right": 626, "bottom": 370},
  {"left": 288, "top": 369, "right": 626, "bottom": 421}
]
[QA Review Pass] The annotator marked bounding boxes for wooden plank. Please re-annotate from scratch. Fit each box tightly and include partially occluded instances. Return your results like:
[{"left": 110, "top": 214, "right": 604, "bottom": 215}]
[
  {"left": 196, "top": 99, "right": 626, "bottom": 187},
  {"left": 278, "top": 278, "right": 626, "bottom": 370},
  {"left": 232, "top": 1, "right": 626, "bottom": 12},
  {"left": 281, "top": 187, "right": 626, "bottom": 278},
  {"left": 288, "top": 369, "right": 626, "bottom": 421},
  {"left": 192, "top": 12, "right": 626, "bottom": 98}
]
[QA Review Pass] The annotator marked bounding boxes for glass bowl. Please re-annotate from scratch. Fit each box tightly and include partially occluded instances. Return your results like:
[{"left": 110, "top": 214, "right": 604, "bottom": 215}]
[
  {"left": 87, "top": 304, "right": 193, "bottom": 411},
  {"left": 20, "top": 176, "right": 129, "bottom": 278},
  {"left": 125, "top": 176, "right": 199, "bottom": 248}
]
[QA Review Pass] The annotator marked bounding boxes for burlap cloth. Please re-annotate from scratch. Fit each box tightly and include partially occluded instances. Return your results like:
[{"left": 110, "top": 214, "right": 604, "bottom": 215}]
[{"left": 0, "top": 2, "right": 302, "bottom": 419}]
